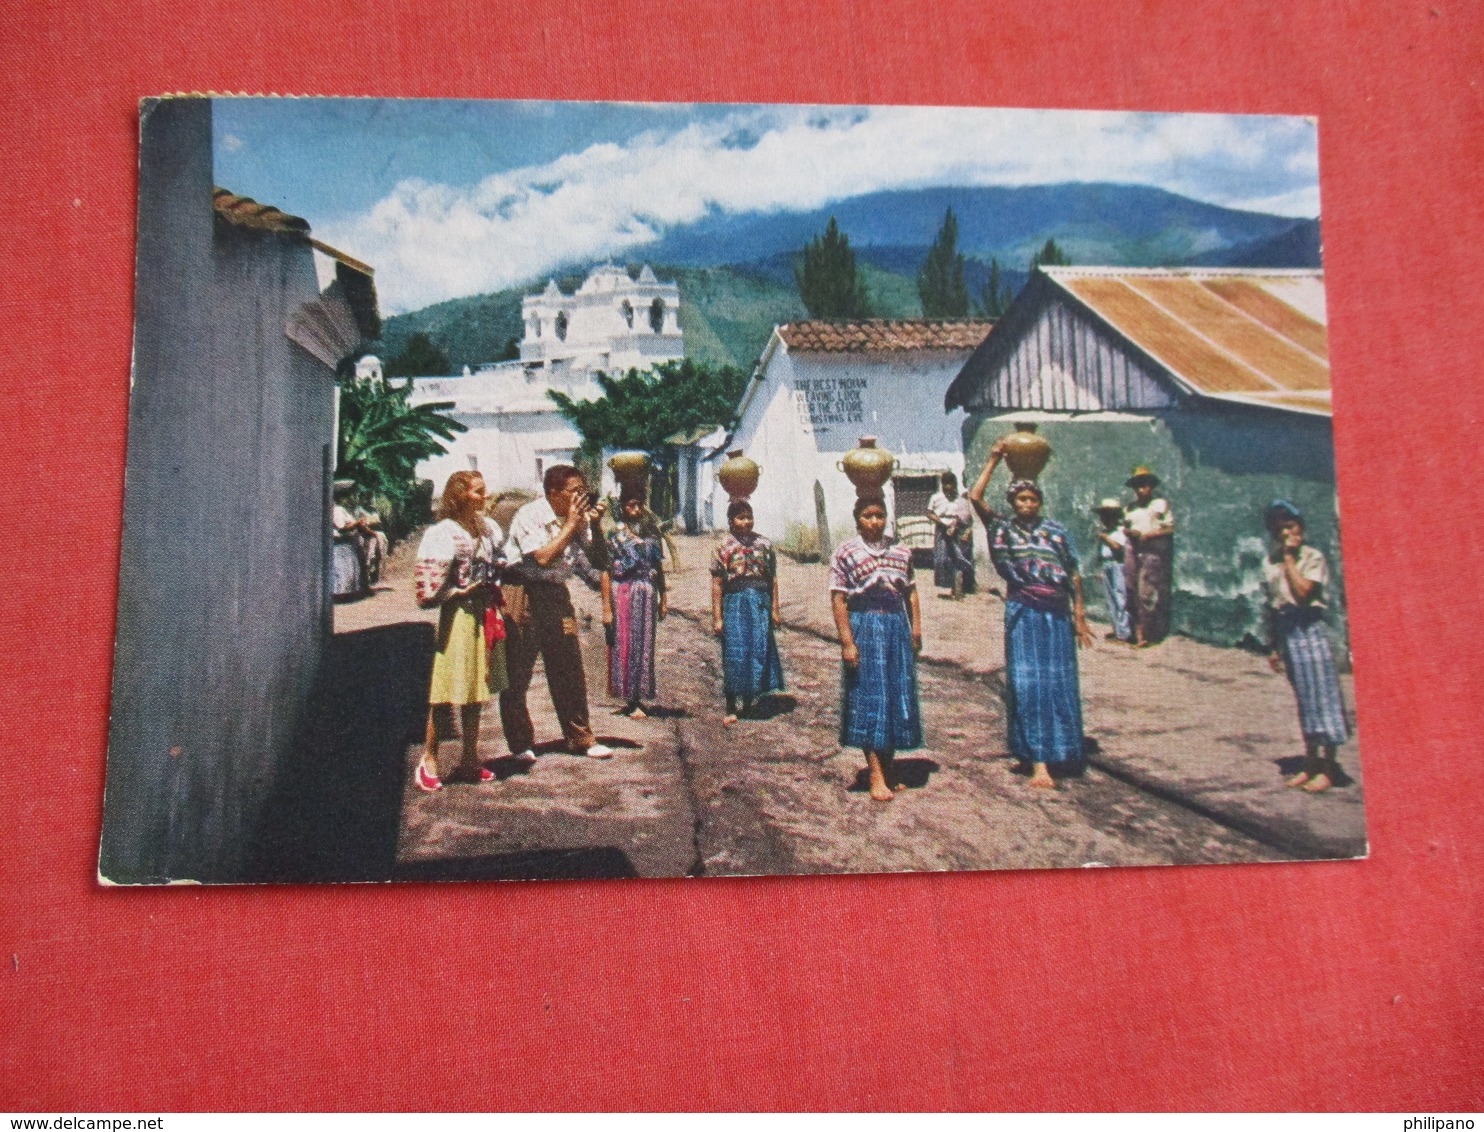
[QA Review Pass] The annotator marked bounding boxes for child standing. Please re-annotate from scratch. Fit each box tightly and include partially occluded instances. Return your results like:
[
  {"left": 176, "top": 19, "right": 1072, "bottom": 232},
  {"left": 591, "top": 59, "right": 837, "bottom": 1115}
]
[
  {"left": 710, "top": 501, "right": 785, "bottom": 724},
  {"left": 1093, "top": 499, "right": 1132, "bottom": 643}
]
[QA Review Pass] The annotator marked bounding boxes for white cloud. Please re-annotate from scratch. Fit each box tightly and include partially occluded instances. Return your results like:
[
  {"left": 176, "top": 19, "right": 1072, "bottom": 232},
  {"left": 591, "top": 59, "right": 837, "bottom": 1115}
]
[
  {"left": 317, "top": 106, "right": 1319, "bottom": 312},
  {"left": 221, "top": 133, "right": 244, "bottom": 153}
]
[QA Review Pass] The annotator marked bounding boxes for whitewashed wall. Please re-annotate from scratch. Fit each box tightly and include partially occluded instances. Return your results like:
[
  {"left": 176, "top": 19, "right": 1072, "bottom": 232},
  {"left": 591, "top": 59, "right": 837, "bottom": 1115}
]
[{"left": 714, "top": 346, "right": 974, "bottom": 550}]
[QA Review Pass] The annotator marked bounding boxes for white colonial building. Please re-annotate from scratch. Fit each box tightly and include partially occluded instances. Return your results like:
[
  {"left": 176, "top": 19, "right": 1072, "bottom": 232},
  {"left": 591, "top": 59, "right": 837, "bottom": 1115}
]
[
  {"left": 705, "top": 320, "right": 994, "bottom": 555},
  {"left": 410, "top": 264, "right": 684, "bottom": 495}
]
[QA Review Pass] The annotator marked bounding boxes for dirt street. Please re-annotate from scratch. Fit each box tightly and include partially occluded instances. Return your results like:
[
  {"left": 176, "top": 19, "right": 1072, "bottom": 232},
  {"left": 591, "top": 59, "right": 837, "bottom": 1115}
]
[{"left": 339, "top": 534, "right": 1292, "bottom": 879}]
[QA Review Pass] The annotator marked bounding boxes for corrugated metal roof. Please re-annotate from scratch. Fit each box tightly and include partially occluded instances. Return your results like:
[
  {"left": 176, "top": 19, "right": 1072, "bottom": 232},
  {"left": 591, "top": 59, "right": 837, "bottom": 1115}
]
[
  {"left": 1045, "top": 267, "right": 1330, "bottom": 411},
  {"left": 779, "top": 320, "right": 993, "bottom": 353}
]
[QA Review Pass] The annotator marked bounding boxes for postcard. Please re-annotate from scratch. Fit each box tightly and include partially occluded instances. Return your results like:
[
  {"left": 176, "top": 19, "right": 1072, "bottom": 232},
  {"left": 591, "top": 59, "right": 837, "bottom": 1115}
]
[{"left": 100, "top": 96, "right": 1363, "bottom": 884}]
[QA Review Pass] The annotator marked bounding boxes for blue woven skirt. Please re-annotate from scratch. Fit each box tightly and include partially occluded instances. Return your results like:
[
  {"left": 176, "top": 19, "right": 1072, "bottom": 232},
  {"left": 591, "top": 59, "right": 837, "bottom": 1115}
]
[
  {"left": 1004, "top": 600, "right": 1084, "bottom": 764},
  {"left": 840, "top": 609, "right": 922, "bottom": 752},
  {"left": 1276, "top": 609, "right": 1348, "bottom": 745},
  {"left": 721, "top": 586, "right": 785, "bottom": 701}
]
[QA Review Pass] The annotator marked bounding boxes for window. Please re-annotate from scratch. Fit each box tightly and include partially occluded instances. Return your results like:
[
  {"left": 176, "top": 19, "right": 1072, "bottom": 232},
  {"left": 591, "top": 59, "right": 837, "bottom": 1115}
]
[
  {"left": 555, "top": 311, "right": 569, "bottom": 341},
  {"left": 468, "top": 454, "right": 479, "bottom": 471},
  {"left": 620, "top": 299, "right": 634, "bottom": 328},
  {"left": 649, "top": 298, "right": 665, "bottom": 334}
]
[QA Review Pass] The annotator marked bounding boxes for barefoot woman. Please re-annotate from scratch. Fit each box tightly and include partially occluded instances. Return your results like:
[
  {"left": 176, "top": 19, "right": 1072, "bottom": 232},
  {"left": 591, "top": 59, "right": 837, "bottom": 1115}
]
[
  {"left": 601, "top": 486, "right": 668, "bottom": 719},
  {"left": 829, "top": 496, "right": 923, "bottom": 802},
  {"left": 412, "top": 471, "right": 509, "bottom": 791},
  {"left": 1264, "top": 500, "right": 1350, "bottom": 793},
  {"left": 971, "top": 450, "right": 1092, "bottom": 789}
]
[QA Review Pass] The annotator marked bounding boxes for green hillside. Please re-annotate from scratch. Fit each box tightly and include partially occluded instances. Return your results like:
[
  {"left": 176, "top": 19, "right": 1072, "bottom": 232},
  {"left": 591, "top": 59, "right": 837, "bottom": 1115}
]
[{"left": 380, "top": 260, "right": 924, "bottom": 374}]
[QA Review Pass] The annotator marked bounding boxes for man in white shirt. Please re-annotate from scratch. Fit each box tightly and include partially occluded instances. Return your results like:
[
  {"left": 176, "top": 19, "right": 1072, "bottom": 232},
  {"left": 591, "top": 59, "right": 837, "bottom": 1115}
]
[
  {"left": 499, "top": 465, "right": 614, "bottom": 760},
  {"left": 927, "top": 471, "right": 976, "bottom": 599},
  {"left": 1122, "top": 466, "right": 1175, "bottom": 646}
]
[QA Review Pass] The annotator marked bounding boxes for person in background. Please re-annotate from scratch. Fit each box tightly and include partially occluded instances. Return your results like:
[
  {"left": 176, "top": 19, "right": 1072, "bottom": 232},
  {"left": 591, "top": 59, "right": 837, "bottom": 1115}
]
[
  {"left": 500, "top": 465, "right": 614, "bottom": 762},
  {"left": 412, "top": 471, "right": 509, "bottom": 792},
  {"left": 1093, "top": 499, "right": 1133, "bottom": 643},
  {"left": 710, "top": 500, "right": 784, "bottom": 725},
  {"left": 1264, "top": 500, "right": 1350, "bottom": 793},
  {"left": 976, "top": 460, "right": 1093, "bottom": 790},
  {"left": 601, "top": 486, "right": 667, "bottom": 720},
  {"left": 1123, "top": 466, "right": 1175, "bottom": 647},
  {"left": 829, "top": 495, "right": 923, "bottom": 802},
  {"left": 351, "top": 494, "right": 390, "bottom": 585},
  {"left": 928, "top": 471, "right": 977, "bottom": 600}
]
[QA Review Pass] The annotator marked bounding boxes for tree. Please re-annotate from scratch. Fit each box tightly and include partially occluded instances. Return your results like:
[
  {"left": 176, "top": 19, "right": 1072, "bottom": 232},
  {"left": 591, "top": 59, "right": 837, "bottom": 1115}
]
[
  {"left": 980, "top": 257, "right": 1011, "bottom": 318},
  {"left": 548, "top": 359, "right": 751, "bottom": 464},
  {"left": 384, "top": 331, "right": 450, "bottom": 378},
  {"left": 549, "top": 358, "right": 750, "bottom": 517},
  {"left": 795, "top": 217, "right": 870, "bottom": 319},
  {"left": 334, "top": 362, "right": 466, "bottom": 526},
  {"left": 917, "top": 208, "right": 970, "bottom": 318},
  {"left": 1029, "top": 237, "right": 1070, "bottom": 274}
]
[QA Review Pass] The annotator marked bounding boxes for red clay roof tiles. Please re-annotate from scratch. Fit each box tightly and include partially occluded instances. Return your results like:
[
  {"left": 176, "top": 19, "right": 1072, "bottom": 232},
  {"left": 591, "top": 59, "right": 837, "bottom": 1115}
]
[
  {"left": 212, "top": 187, "right": 310, "bottom": 235},
  {"left": 779, "top": 320, "right": 993, "bottom": 354}
]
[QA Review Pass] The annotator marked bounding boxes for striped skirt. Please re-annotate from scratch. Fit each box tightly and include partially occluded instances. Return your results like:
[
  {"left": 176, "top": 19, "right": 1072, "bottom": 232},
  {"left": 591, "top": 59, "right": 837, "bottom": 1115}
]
[
  {"left": 1003, "top": 600, "right": 1084, "bottom": 764},
  {"left": 607, "top": 578, "right": 657, "bottom": 703},
  {"left": 721, "top": 585, "right": 785, "bottom": 701},
  {"left": 840, "top": 608, "right": 922, "bottom": 752},
  {"left": 1276, "top": 608, "right": 1349, "bottom": 745}
]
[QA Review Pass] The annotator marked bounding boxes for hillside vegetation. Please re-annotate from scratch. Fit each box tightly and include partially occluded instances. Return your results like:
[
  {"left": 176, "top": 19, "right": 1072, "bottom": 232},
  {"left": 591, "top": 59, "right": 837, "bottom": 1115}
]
[{"left": 380, "top": 183, "right": 1320, "bottom": 374}]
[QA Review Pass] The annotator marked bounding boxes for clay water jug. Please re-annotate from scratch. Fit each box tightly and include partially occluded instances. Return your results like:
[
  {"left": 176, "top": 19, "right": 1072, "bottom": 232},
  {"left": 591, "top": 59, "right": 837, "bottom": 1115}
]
[
  {"left": 717, "top": 449, "right": 761, "bottom": 500},
  {"left": 838, "top": 436, "right": 897, "bottom": 497},
  {"left": 1001, "top": 423, "right": 1052, "bottom": 481},
  {"left": 608, "top": 450, "right": 651, "bottom": 488}
]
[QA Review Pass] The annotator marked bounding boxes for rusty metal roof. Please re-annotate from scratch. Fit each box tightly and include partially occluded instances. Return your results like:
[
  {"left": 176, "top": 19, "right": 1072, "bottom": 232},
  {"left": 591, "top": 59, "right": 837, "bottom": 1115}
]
[
  {"left": 779, "top": 320, "right": 994, "bottom": 354},
  {"left": 1044, "top": 267, "right": 1330, "bottom": 413},
  {"left": 212, "top": 187, "right": 310, "bottom": 234}
]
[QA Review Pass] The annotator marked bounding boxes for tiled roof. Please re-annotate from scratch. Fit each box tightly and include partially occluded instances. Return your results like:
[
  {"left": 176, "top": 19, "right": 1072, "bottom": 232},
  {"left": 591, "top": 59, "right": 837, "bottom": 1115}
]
[
  {"left": 1045, "top": 267, "right": 1330, "bottom": 412},
  {"left": 779, "top": 320, "right": 994, "bottom": 353},
  {"left": 212, "top": 187, "right": 310, "bottom": 234}
]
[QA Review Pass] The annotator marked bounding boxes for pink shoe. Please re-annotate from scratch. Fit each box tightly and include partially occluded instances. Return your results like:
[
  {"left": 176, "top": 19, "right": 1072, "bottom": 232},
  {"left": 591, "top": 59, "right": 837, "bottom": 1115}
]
[
  {"left": 479, "top": 766, "right": 496, "bottom": 783},
  {"left": 415, "top": 763, "right": 443, "bottom": 793}
]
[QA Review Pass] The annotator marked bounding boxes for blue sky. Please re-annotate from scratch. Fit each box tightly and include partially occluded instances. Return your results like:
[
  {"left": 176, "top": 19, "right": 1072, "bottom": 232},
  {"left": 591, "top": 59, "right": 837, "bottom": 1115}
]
[{"left": 214, "top": 99, "right": 1320, "bottom": 313}]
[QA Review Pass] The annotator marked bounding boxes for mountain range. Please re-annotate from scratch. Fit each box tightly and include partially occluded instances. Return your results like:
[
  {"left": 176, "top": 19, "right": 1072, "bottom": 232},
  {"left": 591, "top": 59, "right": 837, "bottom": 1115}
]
[{"left": 381, "top": 182, "right": 1321, "bottom": 373}]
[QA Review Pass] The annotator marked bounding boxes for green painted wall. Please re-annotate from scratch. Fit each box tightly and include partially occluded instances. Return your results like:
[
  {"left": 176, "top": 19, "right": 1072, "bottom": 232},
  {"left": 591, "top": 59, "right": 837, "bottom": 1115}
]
[{"left": 963, "top": 406, "right": 1348, "bottom": 664}]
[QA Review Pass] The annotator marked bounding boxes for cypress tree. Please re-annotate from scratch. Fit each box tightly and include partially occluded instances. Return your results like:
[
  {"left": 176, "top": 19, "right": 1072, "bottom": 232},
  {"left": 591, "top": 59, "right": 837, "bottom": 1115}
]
[
  {"left": 796, "top": 217, "right": 870, "bottom": 319},
  {"left": 917, "top": 207, "right": 970, "bottom": 318}
]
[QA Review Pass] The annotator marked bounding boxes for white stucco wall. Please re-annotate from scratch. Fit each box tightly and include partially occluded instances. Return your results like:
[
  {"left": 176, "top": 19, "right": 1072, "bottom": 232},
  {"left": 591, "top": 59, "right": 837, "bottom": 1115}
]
[{"left": 713, "top": 344, "right": 976, "bottom": 551}]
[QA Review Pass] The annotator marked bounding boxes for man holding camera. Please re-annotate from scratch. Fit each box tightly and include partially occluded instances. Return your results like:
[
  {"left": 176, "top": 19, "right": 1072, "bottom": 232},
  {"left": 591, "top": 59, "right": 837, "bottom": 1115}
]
[{"left": 500, "top": 464, "right": 615, "bottom": 761}]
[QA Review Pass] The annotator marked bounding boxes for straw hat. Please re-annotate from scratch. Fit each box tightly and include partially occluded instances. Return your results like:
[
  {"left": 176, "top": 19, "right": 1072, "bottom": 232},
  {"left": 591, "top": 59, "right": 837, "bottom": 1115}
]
[
  {"left": 1126, "top": 466, "right": 1161, "bottom": 488},
  {"left": 1093, "top": 498, "right": 1124, "bottom": 514}
]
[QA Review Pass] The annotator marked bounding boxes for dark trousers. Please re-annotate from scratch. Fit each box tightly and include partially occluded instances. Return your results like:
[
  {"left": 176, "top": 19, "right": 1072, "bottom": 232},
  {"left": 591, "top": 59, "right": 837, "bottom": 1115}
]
[{"left": 498, "top": 581, "right": 596, "bottom": 753}]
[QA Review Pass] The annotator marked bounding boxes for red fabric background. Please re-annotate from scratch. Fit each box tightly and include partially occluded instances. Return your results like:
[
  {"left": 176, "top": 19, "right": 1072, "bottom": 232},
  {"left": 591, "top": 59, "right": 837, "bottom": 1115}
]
[{"left": 2, "top": 0, "right": 1480, "bottom": 1112}]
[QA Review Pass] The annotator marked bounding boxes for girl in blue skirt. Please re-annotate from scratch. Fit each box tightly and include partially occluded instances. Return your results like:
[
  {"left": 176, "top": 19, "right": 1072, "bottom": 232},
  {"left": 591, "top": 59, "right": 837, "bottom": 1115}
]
[
  {"left": 710, "top": 500, "right": 785, "bottom": 724},
  {"left": 1264, "top": 500, "right": 1350, "bottom": 793},
  {"left": 974, "top": 457, "right": 1093, "bottom": 790},
  {"left": 829, "top": 496, "right": 923, "bottom": 802}
]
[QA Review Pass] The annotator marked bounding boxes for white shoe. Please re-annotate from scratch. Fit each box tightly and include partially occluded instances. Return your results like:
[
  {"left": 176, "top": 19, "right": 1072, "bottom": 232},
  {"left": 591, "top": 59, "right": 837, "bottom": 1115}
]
[
  {"left": 512, "top": 749, "right": 538, "bottom": 764},
  {"left": 583, "top": 743, "right": 615, "bottom": 759}
]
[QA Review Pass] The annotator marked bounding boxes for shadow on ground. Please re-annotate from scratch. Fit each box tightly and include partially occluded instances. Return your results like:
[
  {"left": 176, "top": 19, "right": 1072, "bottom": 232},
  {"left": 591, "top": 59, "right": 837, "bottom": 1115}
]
[
  {"left": 249, "top": 622, "right": 434, "bottom": 882},
  {"left": 848, "top": 757, "right": 943, "bottom": 792},
  {"left": 393, "top": 846, "right": 639, "bottom": 882}
]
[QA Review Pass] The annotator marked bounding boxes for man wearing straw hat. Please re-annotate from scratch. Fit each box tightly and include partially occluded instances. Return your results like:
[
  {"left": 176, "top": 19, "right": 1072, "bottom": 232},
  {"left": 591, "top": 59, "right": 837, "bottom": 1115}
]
[{"left": 1122, "top": 466, "right": 1175, "bottom": 647}]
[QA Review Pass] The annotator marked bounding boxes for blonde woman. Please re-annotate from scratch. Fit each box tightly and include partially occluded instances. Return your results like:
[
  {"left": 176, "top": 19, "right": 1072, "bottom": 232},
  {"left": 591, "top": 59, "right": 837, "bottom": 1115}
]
[{"left": 412, "top": 471, "right": 509, "bottom": 791}]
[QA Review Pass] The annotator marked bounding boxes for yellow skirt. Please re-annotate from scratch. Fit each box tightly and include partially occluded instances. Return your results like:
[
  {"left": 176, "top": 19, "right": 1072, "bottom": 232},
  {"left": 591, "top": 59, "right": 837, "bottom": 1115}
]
[{"left": 428, "top": 597, "right": 509, "bottom": 706}]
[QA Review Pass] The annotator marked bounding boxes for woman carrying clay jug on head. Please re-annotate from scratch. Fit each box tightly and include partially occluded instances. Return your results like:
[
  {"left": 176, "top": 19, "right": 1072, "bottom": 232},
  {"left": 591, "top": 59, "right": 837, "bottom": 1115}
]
[
  {"left": 969, "top": 437, "right": 1093, "bottom": 790},
  {"left": 829, "top": 493, "right": 923, "bottom": 802}
]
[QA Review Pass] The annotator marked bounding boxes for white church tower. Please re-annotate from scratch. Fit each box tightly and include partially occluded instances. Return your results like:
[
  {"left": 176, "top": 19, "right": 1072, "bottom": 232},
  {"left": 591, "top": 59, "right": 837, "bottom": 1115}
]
[
  {"left": 409, "top": 264, "right": 685, "bottom": 494},
  {"left": 520, "top": 263, "right": 683, "bottom": 379}
]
